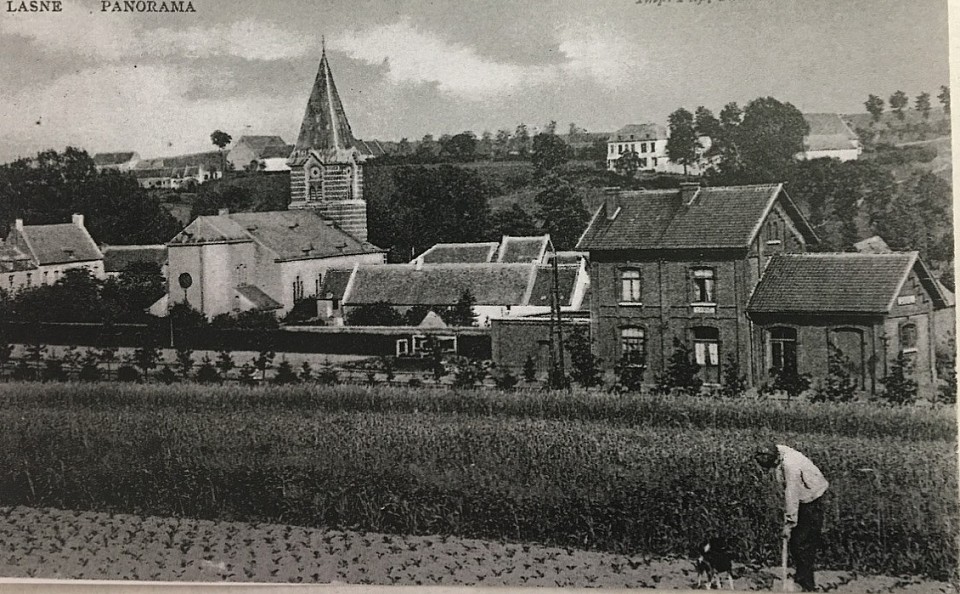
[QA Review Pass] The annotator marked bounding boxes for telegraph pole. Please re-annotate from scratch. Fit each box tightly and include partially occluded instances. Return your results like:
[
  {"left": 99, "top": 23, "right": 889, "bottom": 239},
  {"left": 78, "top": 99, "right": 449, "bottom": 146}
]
[{"left": 549, "top": 249, "right": 567, "bottom": 388}]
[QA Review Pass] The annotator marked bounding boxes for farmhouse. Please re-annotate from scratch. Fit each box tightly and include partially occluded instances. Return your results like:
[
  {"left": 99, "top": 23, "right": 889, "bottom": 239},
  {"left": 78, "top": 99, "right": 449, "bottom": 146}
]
[
  {"left": 797, "top": 113, "right": 862, "bottom": 161},
  {"left": 575, "top": 182, "right": 947, "bottom": 394},
  {"left": 606, "top": 123, "right": 706, "bottom": 175},
  {"left": 2, "top": 214, "right": 104, "bottom": 292},
  {"left": 226, "top": 135, "right": 291, "bottom": 171},
  {"left": 92, "top": 151, "right": 140, "bottom": 172}
]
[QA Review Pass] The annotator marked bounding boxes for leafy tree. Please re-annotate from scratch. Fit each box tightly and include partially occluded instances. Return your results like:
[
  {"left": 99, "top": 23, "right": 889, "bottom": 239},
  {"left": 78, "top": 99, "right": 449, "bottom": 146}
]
[
  {"left": 872, "top": 171, "right": 952, "bottom": 262},
  {"left": 210, "top": 130, "right": 232, "bottom": 176},
  {"left": 132, "top": 338, "right": 161, "bottom": 380},
  {"left": 666, "top": 107, "right": 699, "bottom": 175},
  {"left": 811, "top": 344, "right": 859, "bottom": 402},
  {"left": 116, "top": 364, "right": 140, "bottom": 383},
  {"left": 42, "top": 357, "right": 66, "bottom": 382},
  {"left": 654, "top": 340, "right": 702, "bottom": 396},
  {"left": 735, "top": 97, "right": 809, "bottom": 183},
  {"left": 194, "top": 357, "right": 220, "bottom": 383},
  {"left": 488, "top": 204, "right": 540, "bottom": 239},
  {"left": 416, "top": 134, "right": 440, "bottom": 161},
  {"left": 567, "top": 327, "right": 603, "bottom": 388},
  {"left": 175, "top": 347, "right": 195, "bottom": 380},
  {"left": 938, "top": 85, "right": 950, "bottom": 116},
  {"left": 397, "top": 137, "right": 411, "bottom": 156},
  {"left": 215, "top": 350, "right": 235, "bottom": 379},
  {"left": 156, "top": 365, "right": 178, "bottom": 384},
  {"left": 531, "top": 133, "right": 570, "bottom": 172},
  {"left": 719, "top": 355, "right": 747, "bottom": 398},
  {"left": 447, "top": 289, "right": 477, "bottom": 327},
  {"left": 694, "top": 106, "right": 721, "bottom": 139},
  {"left": 494, "top": 129, "right": 512, "bottom": 159},
  {"left": 492, "top": 367, "right": 519, "bottom": 390},
  {"left": 614, "top": 150, "right": 641, "bottom": 178},
  {"left": 452, "top": 357, "right": 488, "bottom": 389},
  {"left": 237, "top": 362, "right": 257, "bottom": 386},
  {"left": 78, "top": 349, "right": 102, "bottom": 382},
  {"left": 534, "top": 173, "right": 589, "bottom": 250},
  {"left": 522, "top": 356, "right": 538, "bottom": 383},
  {"left": 889, "top": 90, "right": 909, "bottom": 121},
  {"left": 864, "top": 94, "right": 885, "bottom": 124},
  {"left": 613, "top": 351, "right": 646, "bottom": 394},
  {"left": 514, "top": 123, "right": 532, "bottom": 157},
  {"left": 880, "top": 352, "right": 918, "bottom": 405},
  {"left": 915, "top": 92, "right": 932, "bottom": 120},
  {"left": 100, "top": 262, "right": 165, "bottom": 322},
  {"left": 423, "top": 336, "right": 448, "bottom": 382},
  {"left": 766, "top": 367, "right": 811, "bottom": 400},
  {"left": 347, "top": 302, "right": 404, "bottom": 326},
  {"left": 440, "top": 131, "right": 478, "bottom": 162},
  {"left": 254, "top": 348, "right": 275, "bottom": 382}
]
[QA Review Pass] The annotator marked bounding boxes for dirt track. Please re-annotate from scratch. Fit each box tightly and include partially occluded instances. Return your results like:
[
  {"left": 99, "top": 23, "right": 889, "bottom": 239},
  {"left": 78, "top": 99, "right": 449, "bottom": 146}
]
[{"left": 0, "top": 506, "right": 954, "bottom": 592}]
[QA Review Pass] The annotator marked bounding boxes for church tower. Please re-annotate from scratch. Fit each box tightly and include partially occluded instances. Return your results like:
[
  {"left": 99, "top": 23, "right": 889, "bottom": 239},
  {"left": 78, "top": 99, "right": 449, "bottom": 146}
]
[{"left": 288, "top": 45, "right": 368, "bottom": 241}]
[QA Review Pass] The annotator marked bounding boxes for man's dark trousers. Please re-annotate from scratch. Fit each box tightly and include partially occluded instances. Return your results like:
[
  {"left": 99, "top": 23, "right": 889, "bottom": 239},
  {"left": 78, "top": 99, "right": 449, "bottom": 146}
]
[{"left": 790, "top": 497, "right": 824, "bottom": 592}]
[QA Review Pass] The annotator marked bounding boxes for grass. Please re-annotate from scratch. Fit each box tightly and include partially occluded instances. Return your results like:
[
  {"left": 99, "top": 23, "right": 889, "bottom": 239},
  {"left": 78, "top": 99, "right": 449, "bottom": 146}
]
[{"left": 0, "top": 382, "right": 955, "bottom": 579}]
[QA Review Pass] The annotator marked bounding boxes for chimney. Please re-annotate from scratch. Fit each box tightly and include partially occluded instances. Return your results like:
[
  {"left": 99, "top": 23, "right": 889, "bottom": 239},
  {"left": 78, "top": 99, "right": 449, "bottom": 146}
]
[
  {"left": 603, "top": 187, "right": 621, "bottom": 220},
  {"left": 14, "top": 219, "right": 23, "bottom": 232},
  {"left": 72, "top": 213, "right": 84, "bottom": 228},
  {"left": 680, "top": 182, "right": 701, "bottom": 206},
  {"left": 218, "top": 208, "right": 230, "bottom": 216}
]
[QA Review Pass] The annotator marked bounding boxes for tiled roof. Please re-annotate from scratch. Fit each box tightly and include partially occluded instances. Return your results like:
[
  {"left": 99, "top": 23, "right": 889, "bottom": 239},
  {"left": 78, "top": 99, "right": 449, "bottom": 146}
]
[
  {"left": 611, "top": 124, "right": 667, "bottom": 142},
  {"left": 169, "top": 211, "right": 382, "bottom": 260},
  {"left": 578, "top": 184, "right": 818, "bottom": 251},
  {"left": 853, "top": 235, "right": 892, "bottom": 254},
  {"left": 93, "top": 152, "right": 137, "bottom": 166},
  {"left": 747, "top": 253, "right": 947, "bottom": 314},
  {"left": 803, "top": 113, "right": 859, "bottom": 152},
  {"left": 135, "top": 151, "right": 220, "bottom": 171},
  {"left": 345, "top": 263, "right": 536, "bottom": 306},
  {"left": 318, "top": 268, "right": 354, "bottom": 300},
  {"left": 101, "top": 245, "right": 167, "bottom": 273},
  {"left": 236, "top": 284, "right": 283, "bottom": 311},
  {"left": 527, "top": 264, "right": 580, "bottom": 308},
  {"left": 234, "top": 135, "right": 286, "bottom": 154},
  {"left": 18, "top": 223, "right": 103, "bottom": 265},
  {"left": 546, "top": 251, "right": 587, "bottom": 265},
  {"left": 417, "top": 242, "right": 499, "bottom": 264},
  {"left": 0, "top": 243, "right": 37, "bottom": 272},
  {"left": 498, "top": 235, "right": 550, "bottom": 263}
]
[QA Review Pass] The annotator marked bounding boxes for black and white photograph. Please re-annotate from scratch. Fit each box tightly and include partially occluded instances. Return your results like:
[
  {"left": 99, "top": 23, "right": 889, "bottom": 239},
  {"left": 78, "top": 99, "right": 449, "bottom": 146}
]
[{"left": 0, "top": 0, "right": 956, "bottom": 591}]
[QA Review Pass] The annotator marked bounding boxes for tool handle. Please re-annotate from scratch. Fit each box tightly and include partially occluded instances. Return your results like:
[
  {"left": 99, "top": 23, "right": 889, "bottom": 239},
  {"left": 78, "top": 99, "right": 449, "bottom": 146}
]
[{"left": 780, "top": 537, "right": 789, "bottom": 591}]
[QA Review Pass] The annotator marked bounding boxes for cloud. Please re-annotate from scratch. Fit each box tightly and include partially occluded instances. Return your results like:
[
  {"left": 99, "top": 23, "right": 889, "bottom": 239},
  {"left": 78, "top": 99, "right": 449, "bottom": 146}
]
[
  {"left": 331, "top": 20, "right": 644, "bottom": 100},
  {"left": 0, "top": 15, "right": 315, "bottom": 62},
  {"left": 0, "top": 65, "right": 300, "bottom": 157},
  {"left": 331, "top": 21, "right": 538, "bottom": 99}
]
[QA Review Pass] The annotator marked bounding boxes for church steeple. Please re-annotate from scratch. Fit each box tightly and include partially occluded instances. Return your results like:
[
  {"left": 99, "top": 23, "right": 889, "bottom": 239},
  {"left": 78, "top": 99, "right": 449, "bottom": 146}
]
[{"left": 288, "top": 46, "right": 369, "bottom": 242}]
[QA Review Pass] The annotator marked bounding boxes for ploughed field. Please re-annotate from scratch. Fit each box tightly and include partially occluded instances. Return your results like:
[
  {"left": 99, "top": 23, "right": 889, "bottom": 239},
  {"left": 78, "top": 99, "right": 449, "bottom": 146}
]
[{"left": 0, "top": 383, "right": 956, "bottom": 586}]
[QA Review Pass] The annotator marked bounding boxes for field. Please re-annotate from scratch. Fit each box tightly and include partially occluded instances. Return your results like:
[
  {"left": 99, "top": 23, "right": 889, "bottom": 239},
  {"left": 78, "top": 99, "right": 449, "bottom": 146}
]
[{"left": 0, "top": 382, "right": 955, "bottom": 585}]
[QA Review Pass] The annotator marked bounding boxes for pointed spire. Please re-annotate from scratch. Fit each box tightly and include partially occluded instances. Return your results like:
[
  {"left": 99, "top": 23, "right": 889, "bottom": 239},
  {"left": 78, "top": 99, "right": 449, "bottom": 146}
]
[{"left": 293, "top": 46, "right": 358, "bottom": 157}]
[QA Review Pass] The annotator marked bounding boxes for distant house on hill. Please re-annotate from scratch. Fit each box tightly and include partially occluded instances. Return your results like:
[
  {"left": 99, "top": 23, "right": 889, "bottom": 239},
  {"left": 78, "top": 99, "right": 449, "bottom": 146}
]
[
  {"left": 133, "top": 151, "right": 223, "bottom": 188},
  {"left": 412, "top": 235, "right": 553, "bottom": 265},
  {"left": 93, "top": 151, "right": 140, "bottom": 172},
  {"left": 2, "top": 214, "right": 104, "bottom": 292},
  {"left": 606, "top": 123, "right": 706, "bottom": 175},
  {"left": 226, "top": 136, "right": 290, "bottom": 171},
  {"left": 152, "top": 209, "right": 385, "bottom": 319},
  {"left": 798, "top": 113, "right": 862, "bottom": 161}
]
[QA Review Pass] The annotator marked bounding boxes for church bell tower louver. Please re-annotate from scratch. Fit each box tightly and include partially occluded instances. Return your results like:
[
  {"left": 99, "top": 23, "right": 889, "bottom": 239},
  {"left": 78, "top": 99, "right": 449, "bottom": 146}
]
[{"left": 288, "top": 42, "right": 368, "bottom": 241}]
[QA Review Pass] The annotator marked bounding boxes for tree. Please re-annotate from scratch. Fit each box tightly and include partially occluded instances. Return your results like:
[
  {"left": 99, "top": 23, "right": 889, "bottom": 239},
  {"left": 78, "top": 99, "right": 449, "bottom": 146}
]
[
  {"left": 448, "top": 289, "right": 477, "bottom": 327},
  {"left": 654, "top": 339, "right": 702, "bottom": 396},
  {"left": 613, "top": 149, "right": 641, "bottom": 178},
  {"left": 531, "top": 133, "right": 570, "bottom": 172},
  {"left": 210, "top": 130, "right": 232, "bottom": 176},
  {"left": 132, "top": 338, "right": 161, "bottom": 380},
  {"left": 862, "top": 95, "right": 884, "bottom": 125},
  {"left": 889, "top": 90, "right": 909, "bottom": 121},
  {"left": 694, "top": 106, "right": 721, "bottom": 139},
  {"left": 915, "top": 92, "right": 932, "bottom": 120},
  {"left": 494, "top": 129, "right": 512, "bottom": 159},
  {"left": 488, "top": 204, "right": 540, "bottom": 238},
  {"left": 254, "top": 348, "right": 275, "bottom": 382},
  {"left": 514, "top": 123, "right": 531, "bottom": 157},
  {"left": 880, "top": 352, "right": 918, "bottom": 405},
  {"left": 872, "top": 171, "right": 952, "bottom": 262},
  {"left": 175, "top": 347, "right": 194, "bottom": 380},
  {"left": 567, "top": 327, "right": 603, "bottom": 388},
  {"left": 0, "top": 148, "right": 180, "bottom": 246},
  {"left": 543, "top": 120, "right": 558, "bottom": 135},
  {"left": 534, "top": 174, "right": 589, "bottom": 250},
  {"left": 416, "top": 134, "right": 440, "bottom": 161},
  {"left": 272, "top": 360, "right": 299, "bottom": 385},
  {"left": 735, "top": 97, "right": 809, "bottom": 183},
  {"left": 719, "top": 355, "right": 747, "bottom": 398},
  {"left": 477, "top": 131, "right": 494, "bottom": 159},
  {"left": 347, "top": 302, "right": 404, "bottom": 326},
  {"left": 666, "top": 107, "right": 699, "bottom": 175},
  {"left": 938, "top": 85, "right": 950, "bottom": 116},
  {"left": 397, "top": 137, "right": 411, "bottom": 157},
  {"left": 215, "top": 350, "right": 235, "bottom": 379},
  {"left": 440, "top": 131, "right": 477, "bottom": 162},
  {"left": 195, "top": 356, "right": 221, "bottom": 384}
]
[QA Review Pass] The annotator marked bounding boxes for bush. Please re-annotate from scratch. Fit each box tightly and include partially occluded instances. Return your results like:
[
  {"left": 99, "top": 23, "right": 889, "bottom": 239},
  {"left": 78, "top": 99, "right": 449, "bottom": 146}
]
[
  {"left": 41, "top": 358, "right": 67, "bottom": 382},
  {"left": 299, "top": 362, "right": 314, "bottom": 383},
  {"left": 452, "top": 358, "right": 488, "bottom": 389},
  {"left": 522, "top": 356, "right": 537, "bottom": 383},
  {"left": 194, "top": 357, "right": 221, "bottom": 384},
  {"left": 880, "top": 352, "right": 918, "bottom": 405},
  {"left": 316, "top": 366, "right": 339, "bottom": 385},
  {"left": 719, "top": 355, "right": 747, "bottom": 398},
  {"left": 568, "top": 328, "right": 603, "bottom": 389},
  {"left": 156, "top": 366, "right": 178, "bottom": 384},
  {"left": 116, "top": 365, "right": 140, "bottom": 382},
  {"left": 492, "top": 368, "right": 519, "bottom": 390},
  {"left": 654, "top": 340, "right": 702, "bottom": 396},
  {"left": 273, "top": 360, "right": 299, "bottom": 385},
  {"left": 811, "top": 345, "right": 859, "bottom": 403},
  {"left": 11, "top": 359, "right": 34, "bottom": 381},
  {"left": 764, "top": 367, "right": 812, "bottom": 400},
  {"left": 237, "top": 363, "right": 257, "bottom": 387},
  {"left": 613, "top": 352, "right": 646, "bottom": 394}
]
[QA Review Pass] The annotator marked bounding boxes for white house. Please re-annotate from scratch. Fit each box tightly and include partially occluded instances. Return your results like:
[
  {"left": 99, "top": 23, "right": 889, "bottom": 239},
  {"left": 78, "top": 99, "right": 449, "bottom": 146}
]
[
  {"left": 606, "top": 123, "right": 707, "bottom": 175},
  {"left": 797, "top": 113, "right": 862, "bottom": 161},
  {"left": 2, "top": 214, "right": 104, "bottom": 292}
]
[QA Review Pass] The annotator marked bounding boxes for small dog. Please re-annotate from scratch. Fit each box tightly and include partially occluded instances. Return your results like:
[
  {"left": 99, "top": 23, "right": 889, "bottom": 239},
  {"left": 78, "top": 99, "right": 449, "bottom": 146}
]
[{"left": 695, "top": 537, "right": 734, "bottom": 590}]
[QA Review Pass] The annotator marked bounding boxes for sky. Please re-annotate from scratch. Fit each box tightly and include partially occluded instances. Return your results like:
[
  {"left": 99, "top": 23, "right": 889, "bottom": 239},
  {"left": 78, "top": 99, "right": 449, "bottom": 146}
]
[{"left": 0, "top": 0, "right": 951, "bottom": 162}]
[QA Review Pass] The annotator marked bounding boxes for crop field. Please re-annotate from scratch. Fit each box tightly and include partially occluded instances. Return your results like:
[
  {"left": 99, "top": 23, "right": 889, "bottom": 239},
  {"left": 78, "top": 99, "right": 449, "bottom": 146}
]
[{"left": 0, "top": 382, "right": 955, "bottom": 585}]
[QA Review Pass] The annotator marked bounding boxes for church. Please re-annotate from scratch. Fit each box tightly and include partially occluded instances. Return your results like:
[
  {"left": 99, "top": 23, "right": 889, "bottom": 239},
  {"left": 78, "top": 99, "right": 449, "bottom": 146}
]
[{"left": 153, "top": 48, "right": 385, "bottom": 319}]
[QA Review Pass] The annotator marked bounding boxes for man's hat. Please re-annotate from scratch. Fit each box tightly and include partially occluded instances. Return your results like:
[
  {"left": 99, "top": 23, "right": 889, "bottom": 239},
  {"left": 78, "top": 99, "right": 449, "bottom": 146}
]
[{"left": 754, "top": 443, "right": 780, "bottom": 467}]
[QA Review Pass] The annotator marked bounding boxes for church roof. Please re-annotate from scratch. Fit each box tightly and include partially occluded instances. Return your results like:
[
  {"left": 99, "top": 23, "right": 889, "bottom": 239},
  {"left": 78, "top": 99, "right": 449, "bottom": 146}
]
[{"left": 291, "top": 49, "right": 360, "bottom": 163}]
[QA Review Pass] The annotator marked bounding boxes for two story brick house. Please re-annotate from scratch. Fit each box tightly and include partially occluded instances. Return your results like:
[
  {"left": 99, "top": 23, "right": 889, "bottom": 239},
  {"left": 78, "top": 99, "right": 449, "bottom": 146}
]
[{"left": 576, "top": 182, "right": 948, "bottom": 394}]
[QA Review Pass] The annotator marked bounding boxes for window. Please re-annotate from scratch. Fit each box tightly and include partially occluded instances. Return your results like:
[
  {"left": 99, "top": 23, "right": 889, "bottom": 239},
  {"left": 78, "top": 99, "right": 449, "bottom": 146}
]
[
  {"left": 396, "top": 339, "right": 410, "bottom": 357},
  {"left": 293, "top": 275, "right": 304, "bottom": 301},
  {"left": 620, "top": 268, "right": 642, "bottom": 303},
  {"left": 25, "top": 273, "right": 31, "bottom": 287},
  {"left": 620, "top": 327, "right": 645, "bottom": 366},
  {"left": 639, "top": 158, "right": 647, "bottom": 168},
  {"left": 691, "top": 268, "right": 716, "bottom": 303},
  {"left": 769, "top": 327, "right": 798, "bottom": 373},
  {"left": 900, "top": 323, "right": 918, "bottom": 353},
  {"left": 315, "top": 273, "right": 322, "bottom": 297},
  {"left": 7, "top": 275, "right": 13, "bottom": 289},
  {"left": 42, "top": 271, "right": 48, "bottom": 285},
  {"left": 692, "top": 327, "right": 720, "bottom": 384}
]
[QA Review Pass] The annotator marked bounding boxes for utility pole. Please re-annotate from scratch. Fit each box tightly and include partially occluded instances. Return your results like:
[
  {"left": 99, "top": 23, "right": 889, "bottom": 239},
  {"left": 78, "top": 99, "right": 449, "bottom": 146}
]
[{"left": 549, "top": 249, "right": 567, "bottom": 388}]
